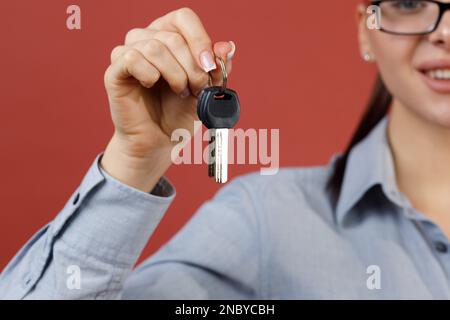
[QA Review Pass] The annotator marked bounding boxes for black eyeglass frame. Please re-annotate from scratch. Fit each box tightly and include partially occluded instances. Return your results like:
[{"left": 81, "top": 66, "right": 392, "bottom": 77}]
[{"left": 370, "top": 0, "right": 450, "bottom": 35}]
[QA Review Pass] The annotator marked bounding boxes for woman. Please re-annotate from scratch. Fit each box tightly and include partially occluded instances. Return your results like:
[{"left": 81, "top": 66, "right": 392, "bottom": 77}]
[{"left": 1, "top": 1, "right": 450, "bottom": 299}]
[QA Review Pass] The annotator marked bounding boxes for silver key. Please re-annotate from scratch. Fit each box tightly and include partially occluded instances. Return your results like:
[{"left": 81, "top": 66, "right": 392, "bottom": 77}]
[
  {"left": 208, "top": 132, "right": 215, "bottom": 178},
  {"left": 213, "top": 128, "right": 228, "bottom": 183},
  {"left": 197, "top": 56, "right": 240, "bottom": 184}
]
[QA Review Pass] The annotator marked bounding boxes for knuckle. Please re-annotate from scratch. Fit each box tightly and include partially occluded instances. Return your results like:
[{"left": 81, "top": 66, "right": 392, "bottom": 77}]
[
  {"left": 125, "top": 28, "right": 142, "bottom": 44},
  {"left": 175, "top": 7, "right": 196, "bottom": 20},
  {"left": 104, "top": 66, "right": 114, "bottom": 87},
  {"left": 165, "top": 32, "right": 184, "bottom": 48},
  {"left": 110, "top": 45, "right": 124, "bottom": 63},
  {"left": 123, "top": 49, "right": 141, "bottom": 64},
  {"left": 143, "top": 39, "right": 164, "bottom": 55}
]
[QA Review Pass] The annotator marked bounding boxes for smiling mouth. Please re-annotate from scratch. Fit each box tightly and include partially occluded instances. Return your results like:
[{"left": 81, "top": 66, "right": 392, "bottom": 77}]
[
  {"left": 424, "top": 69, "right": 450, "bottom": 80},
  {"left": 417, "top": 60, "right": 450, "bottom": 94}
]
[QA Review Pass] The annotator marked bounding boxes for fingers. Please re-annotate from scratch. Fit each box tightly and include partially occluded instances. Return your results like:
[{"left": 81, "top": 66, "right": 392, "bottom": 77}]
[
  {"left": 105, "top": 48, "right": 160, "bottom": 90},
  {"left": 109, "top": 39, "right": 236, "bottom": 96},
  {"left": 116, "top": 28, "right": 236, "bottom": 95},
  {"left": 106, "top": 7, "right": 237, "bottom": 98},
  {"left": 148, "top": 7, "right": 217, "bottom": 73},
  {"left": 122, "top": 28, "right": 210, "bottom": 96},
  {"left": 129, "top": 39, "right": 189, "bottom": 96},
  {"left": 106, "top": 42, "right": 189, "bottom": 98}
]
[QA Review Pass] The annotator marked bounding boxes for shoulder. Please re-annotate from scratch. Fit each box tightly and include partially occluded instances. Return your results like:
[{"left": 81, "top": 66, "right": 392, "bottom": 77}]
[
  {"left": 226, "top": 155, "right": 339, "bottom": 225},
  {"left": 232, "top": 158, "right": 336, "bottom": 200}
]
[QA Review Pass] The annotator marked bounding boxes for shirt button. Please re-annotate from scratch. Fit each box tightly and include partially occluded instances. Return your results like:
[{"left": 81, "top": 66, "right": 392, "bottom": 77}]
[
  {"left": 72, "top": 192, "right": 80, "bottom": 205},
  {"left": 24, "top": 275, "right": 33, "bottom": 287},
  {"left": 434, "top": 241, "right": 448, "bottom": 254}
]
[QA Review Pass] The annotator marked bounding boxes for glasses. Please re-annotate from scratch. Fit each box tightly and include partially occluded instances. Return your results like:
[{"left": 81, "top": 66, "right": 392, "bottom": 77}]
[{"left": 371, "top": 0, "right": 450, "bottom": 35}]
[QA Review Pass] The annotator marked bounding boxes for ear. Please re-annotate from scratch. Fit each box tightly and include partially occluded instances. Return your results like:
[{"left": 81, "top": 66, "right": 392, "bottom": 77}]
[{"left": 356, "top": 3, "right": 372, "bottom": 59}]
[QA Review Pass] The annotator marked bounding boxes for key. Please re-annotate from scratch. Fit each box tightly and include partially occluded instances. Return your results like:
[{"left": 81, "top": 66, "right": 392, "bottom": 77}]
[
  {"left": 208, "top": 131, "right": 215, "bottom": 178},
  {"left": 197, "top": 86, "right": 240, "bottom": 183},
  {"left": 214, "top": 127, "right": 229, "bottom": 183}
]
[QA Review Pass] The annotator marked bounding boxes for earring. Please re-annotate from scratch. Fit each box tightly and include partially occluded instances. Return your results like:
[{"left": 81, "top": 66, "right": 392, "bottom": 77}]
[{"left": 363, "top": 52, "right": 373, "bottom": 62}]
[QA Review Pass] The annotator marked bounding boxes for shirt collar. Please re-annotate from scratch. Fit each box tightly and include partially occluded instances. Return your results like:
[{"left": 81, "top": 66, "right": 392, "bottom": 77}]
[{"left": 335, "top": 115, "right": 407, "bottom": 225}]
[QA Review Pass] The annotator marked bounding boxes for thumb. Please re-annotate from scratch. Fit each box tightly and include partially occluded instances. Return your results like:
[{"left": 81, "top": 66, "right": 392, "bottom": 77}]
[{"left": 211, "top": 41, "right": 236, "bottom": 86}]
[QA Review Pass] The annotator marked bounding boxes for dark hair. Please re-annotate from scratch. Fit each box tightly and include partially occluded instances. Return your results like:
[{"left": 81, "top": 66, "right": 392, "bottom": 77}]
[{"left": 327, "top": 73, "right": 392, "bottom": 199}]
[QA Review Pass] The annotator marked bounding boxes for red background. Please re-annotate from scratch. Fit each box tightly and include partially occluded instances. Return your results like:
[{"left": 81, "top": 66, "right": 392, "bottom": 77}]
[{"left": 0, "top": 0, "right": 375, "bottom": 269}]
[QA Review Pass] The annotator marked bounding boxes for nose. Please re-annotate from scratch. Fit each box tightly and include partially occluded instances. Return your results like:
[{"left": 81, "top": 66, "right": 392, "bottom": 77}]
[{"left": 429, "top": 11, "right": 450, "bottom": 50}]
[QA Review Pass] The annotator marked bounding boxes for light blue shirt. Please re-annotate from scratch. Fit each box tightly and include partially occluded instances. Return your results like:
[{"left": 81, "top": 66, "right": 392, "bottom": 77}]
[{"left": 1, "top": 116, "right": 450, "bottom": 299}]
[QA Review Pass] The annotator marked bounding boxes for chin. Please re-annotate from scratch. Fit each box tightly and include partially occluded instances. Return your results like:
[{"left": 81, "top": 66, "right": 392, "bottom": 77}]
[{"left": 419, "top": 101, "right": 450, "bottom": 129}]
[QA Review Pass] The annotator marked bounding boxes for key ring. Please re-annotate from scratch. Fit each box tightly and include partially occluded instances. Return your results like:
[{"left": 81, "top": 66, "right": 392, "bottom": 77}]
[{"left": 207, "top": 56, "right": 228, "bottom": 94}]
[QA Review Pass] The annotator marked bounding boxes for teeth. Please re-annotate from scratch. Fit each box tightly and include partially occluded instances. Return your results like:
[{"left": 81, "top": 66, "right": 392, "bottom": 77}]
[{"left": 427, "top": 69, "right": 450, "bottom": 80}]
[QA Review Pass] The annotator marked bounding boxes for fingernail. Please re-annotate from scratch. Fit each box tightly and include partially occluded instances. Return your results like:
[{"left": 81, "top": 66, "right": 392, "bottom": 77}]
[
  {"left": 200, "top": 51, "right": 216, "bottom": 72},
  {"left": 180, "top": 87, "right": 191, "bottom": 99},
  {"left": 227, "top": 41, "right": 236, "bottom": 61}
]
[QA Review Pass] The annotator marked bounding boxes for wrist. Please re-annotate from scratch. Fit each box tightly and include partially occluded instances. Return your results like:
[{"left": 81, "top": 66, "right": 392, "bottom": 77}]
[{"left": 101, "top": 134, "right": 173, "bottom": 192}]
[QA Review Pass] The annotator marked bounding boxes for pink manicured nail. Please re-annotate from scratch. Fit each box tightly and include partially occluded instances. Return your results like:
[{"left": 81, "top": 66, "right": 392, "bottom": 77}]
[
  {"left": 227, "top": 41, "right": 236, "bottom": 61},
  {"left": 200, "top": 51, "right": 217, "bottom": 72}
]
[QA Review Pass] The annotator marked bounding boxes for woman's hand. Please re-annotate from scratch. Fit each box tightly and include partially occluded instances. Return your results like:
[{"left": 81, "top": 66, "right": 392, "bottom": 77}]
[{"left": 101, "top": 7, "right": 235, "bottom": 192}]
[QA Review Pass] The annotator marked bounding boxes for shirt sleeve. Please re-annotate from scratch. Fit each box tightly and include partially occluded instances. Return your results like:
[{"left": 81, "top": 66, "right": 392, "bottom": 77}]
[{"left": 0, "top": 153, "right": 176, "bottom": 299}]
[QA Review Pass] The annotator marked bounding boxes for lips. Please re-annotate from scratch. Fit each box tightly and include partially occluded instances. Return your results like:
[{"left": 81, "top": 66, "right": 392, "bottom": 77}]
[{"left": 417, "top": 59, "right": 450, "bottom": 93}]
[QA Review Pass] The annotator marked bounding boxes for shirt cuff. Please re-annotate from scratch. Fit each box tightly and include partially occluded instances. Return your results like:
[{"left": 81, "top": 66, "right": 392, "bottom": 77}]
[
  {"left": 54, "top": 151, "right": 176, "bottom": 252},
  {"left": 98, "top": 153, "right": 176, "bottom": 198}
]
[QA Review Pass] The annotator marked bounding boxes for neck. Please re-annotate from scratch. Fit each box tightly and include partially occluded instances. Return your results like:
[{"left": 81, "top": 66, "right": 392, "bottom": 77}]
[{"left": 389, "top": 100, "right": 450, "bottom": 218}]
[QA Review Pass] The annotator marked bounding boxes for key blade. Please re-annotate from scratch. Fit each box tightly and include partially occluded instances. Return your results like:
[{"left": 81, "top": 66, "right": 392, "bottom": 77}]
[
  {"left": 214, "top": 129, "right": 228, "bottom": 183},
  {"left": 208, "top": 129, "right": 216, "bottom": 178}
]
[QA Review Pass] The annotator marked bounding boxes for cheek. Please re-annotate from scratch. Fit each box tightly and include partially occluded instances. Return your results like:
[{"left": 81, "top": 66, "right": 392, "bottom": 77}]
[
  {"left": 369, "top": 34, "right": 450, "bottom": 126},
  {"left": 371, "top": 34, "right": 416, "bottom": 88}
]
